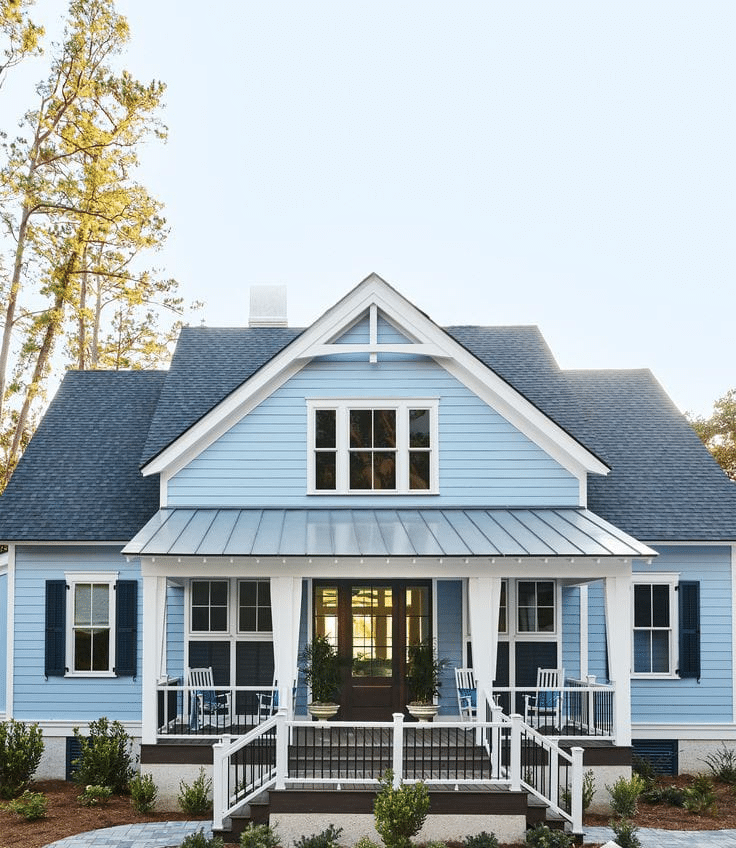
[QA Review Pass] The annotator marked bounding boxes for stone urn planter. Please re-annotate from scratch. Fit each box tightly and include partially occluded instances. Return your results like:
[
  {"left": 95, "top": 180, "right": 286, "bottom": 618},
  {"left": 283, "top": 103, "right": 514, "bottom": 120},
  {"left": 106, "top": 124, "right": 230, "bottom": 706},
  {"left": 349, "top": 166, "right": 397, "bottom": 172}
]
[
  {"left": 406, "top": 702, "right": 439, "bottom": 722},
  {"left": 307, "top": 702, "right": 340, "bottom": 721}
]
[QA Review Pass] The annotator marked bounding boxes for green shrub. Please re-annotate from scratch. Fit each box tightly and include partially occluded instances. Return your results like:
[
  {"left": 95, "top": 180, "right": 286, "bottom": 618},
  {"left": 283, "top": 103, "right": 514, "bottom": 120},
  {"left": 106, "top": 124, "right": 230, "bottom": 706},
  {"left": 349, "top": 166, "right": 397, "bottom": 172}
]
[
  {"left": 373, "top": 770, "right": 430, "bottom": 848},
  {"left": 293, "top": 824, "right": 343, "bottom": 848},
  {"left": 5, "top": 789, "right": 48, "bottom": 820},
  {"left": 631, "top": 753, "right": 656, "bottom": 787},
  {"left": 606, "top": 774, "right": 646, "bottom": 818},
  {"left": 641, "top": 783, "right": 685, "bottom": 807},
  {"left": 560, "top": 769, "right": 595, "bottom": 813},
  {"left": 0, "top": 719, "right": 44, "bottom": 799},
  {"left": 180, "top": 830, "right": 225, "bottom": 848},
  {"left": 77, "top": 784, "right": 112, "bottom": 806},
  {"left": 704, "top": 744, "right": 736, "bottom": 785},
  {"left": 178, "top": 767, "right": 212, "bottom": 815},
  {"left": 610, "top": 818, "right": 641, "bottom": 848},
  {"left": 72, "top": 717, "right": 135, "bottom": 793},
  {"left": 239, "top": 823, "right": 280, "bottom": 848},
  {"left": 524, "top": 824, "right": 574, "bottom": 848},
  {"left": 354, "top": 838, "right": 380, "bottom": 848},
  {"left": 129, "top": 772, "right": 158, "bottom": 813},
  {"left": 683, "top": 773, "right": 717, "bottom": 815},
  {"left": 462, "top": 833, "right": 499, "bottom": 848}
]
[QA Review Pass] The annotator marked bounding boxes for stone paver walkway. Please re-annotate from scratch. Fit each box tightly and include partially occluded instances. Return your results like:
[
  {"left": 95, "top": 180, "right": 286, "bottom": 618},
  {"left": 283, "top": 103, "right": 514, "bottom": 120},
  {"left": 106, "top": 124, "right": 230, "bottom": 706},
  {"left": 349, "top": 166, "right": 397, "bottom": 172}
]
[
  {"left": 585, "top": 826, "right": 736, "bottom": 846},
  {"left": 42, "top": 821, "right": 212, "bottom": 848}
]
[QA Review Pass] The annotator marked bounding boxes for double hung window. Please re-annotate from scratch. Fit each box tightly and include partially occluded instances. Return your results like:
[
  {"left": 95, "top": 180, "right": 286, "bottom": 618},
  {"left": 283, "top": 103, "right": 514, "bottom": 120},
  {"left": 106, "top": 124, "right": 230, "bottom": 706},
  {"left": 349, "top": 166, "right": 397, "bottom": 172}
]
[
  {"left": 65, "top": 572, "right": 117, "bottom": 676},
  {"left": 309, "top": 399, "right": 438, "bottom": 494},
  {"left": 632, "top": 577, "right": 677, "bottom": 676}
]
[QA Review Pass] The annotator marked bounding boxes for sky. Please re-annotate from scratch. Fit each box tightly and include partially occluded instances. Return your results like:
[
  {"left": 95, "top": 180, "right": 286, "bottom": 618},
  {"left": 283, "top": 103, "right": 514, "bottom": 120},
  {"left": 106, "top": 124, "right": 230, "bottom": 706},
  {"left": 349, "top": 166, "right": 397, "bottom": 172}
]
[{"left": 3, "top": 0, "right": 734, "bottom": 416}]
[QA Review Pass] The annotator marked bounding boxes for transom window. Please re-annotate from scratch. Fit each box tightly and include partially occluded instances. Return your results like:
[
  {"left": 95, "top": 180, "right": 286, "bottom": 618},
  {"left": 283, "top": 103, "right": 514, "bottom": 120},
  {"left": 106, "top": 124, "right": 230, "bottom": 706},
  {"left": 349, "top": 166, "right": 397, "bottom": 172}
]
[
  {"left": 633, "top": 578, "right": 677, "bottom": 676},
  {"left": 65, "top": 572, "right": 117, "bottom": 676},
  {"left": 309, "top": 399, "right": 438, "bottom": 494}
]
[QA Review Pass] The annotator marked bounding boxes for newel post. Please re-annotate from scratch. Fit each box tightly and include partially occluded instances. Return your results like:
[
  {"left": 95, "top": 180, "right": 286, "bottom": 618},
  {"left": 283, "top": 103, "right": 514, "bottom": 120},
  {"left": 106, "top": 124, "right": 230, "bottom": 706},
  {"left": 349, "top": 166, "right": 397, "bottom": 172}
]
[
  {"left": 509, "top": 713, "right": 522, "bottom": 791},
  {"left": 392, "top": 713, "right": 404, "bottom": 787},
  {"left": 571, "top": 746, "right": 584, "bottom": 835},
  {"left": 275, "top": 708, "right": 288, "bottom": 790},
  {"left": 212, "top": 734, "right": 232, "bottom": 831}
]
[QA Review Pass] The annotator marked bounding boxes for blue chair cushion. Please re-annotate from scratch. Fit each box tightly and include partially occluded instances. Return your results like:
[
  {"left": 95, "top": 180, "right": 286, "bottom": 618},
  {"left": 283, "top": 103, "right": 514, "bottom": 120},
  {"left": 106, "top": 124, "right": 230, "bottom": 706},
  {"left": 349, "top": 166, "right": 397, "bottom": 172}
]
[
  {"left": 537, "top": 691, "right": 558, "bottom": 709},
  {"left": 197, "top": 690, "right": 227, "bottom": 712},
  {"left": 458, "top": 687, "right": 477, "bottom": 708}
]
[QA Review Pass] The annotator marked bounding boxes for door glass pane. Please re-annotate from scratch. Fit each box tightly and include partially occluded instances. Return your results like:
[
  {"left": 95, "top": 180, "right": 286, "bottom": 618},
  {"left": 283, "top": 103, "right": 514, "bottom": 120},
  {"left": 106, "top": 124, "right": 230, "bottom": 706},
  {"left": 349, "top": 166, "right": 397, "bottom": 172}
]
[
  {"left": 315, "top": 586, "right": 338, "bottom": 645},
  {"left": 405, "top": 586, "right": 429, "bottom": 647},
  {"left": 351, "top": 585, "right": 393, "bottom": 677}
]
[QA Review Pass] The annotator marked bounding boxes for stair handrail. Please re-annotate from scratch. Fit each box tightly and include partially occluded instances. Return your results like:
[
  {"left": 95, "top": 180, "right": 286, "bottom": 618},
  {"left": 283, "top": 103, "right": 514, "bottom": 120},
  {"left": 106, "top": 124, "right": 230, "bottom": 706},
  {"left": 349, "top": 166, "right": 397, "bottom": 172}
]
[{"left": 212, "top": 711, "right": 281, "bottom": 830}]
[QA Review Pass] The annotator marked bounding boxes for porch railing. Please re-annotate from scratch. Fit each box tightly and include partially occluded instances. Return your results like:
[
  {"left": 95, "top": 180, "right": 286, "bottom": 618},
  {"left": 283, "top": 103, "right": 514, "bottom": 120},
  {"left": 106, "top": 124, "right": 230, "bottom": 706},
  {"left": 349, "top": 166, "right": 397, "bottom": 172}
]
[
  {"left": 212, "top": 708, "right": 583, "bottom": 836},
  {"left": 491, "top": 676, "right": 615, "bottom": 739}
]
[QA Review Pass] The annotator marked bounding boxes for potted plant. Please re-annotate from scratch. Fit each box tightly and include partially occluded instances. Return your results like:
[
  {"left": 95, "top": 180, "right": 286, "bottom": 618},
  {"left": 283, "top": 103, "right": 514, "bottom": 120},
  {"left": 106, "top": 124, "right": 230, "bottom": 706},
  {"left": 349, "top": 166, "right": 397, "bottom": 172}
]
[
  {"left": 299, "top": 634, "right": 341, "bottom": 720},
  {"left": 406, "top": 640, "right": 449, "bottom": 722}
]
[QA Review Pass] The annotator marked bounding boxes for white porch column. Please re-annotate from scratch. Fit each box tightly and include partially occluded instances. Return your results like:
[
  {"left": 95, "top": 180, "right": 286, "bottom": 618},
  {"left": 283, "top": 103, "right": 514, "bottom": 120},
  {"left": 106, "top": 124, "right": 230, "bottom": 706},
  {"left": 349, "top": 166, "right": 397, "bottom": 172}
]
[
  {"left": 467, "top": 576, "right": 502, "bottom": 718},
  {"left": 604, "top": 574, "right": 632, "bottom": 746},
  {"left": 141, "top": 573, "right": 166, "bottom": 745},
  {"left": 270, "top": 576, "right": 302, "bottom": 715}
]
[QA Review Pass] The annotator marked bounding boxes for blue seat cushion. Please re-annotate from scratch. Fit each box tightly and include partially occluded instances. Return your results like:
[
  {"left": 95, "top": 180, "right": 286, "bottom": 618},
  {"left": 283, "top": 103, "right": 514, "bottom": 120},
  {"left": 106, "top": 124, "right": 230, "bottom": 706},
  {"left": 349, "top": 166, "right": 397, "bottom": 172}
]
[
  {"left": 197, "top": 690, "right": 227, "bottom": 712},
  {"left": 458, "top": 687, "right": 476, "bottom": 708},
  {"left": 537, "top": 691, "right": 558, "bottom": 709}
]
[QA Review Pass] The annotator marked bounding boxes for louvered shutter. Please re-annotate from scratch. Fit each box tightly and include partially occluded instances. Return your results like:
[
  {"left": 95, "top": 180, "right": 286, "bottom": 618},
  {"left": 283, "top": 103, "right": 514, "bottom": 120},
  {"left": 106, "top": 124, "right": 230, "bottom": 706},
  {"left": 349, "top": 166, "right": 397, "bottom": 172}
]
[
  {"left": 678, "top": 581, "right": 700, "bottom": 680},
  {"left": 45, "top": 580, "right": 67, "bottom": 677},
  {"left": 115, "top": 580, "right": 138, "bottom": 677}
]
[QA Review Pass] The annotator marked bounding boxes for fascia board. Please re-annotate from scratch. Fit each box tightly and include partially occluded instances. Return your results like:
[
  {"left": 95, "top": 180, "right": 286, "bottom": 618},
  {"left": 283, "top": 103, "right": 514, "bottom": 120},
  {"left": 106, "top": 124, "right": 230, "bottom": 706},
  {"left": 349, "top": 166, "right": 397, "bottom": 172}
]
[{"left": 143, "top": 274, "right": 608, "bottom": 480}]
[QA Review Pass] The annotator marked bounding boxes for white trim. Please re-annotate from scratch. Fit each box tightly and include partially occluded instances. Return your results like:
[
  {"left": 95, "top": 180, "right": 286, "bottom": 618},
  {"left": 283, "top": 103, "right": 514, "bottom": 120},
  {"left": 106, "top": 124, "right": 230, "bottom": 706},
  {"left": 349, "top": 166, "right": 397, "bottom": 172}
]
[
  {"left": 6, "top": 544, "right": 14, "bottom": 718},
  {"left": 633, "top": 723, "right": 736, "bottom": 740},
  {"left": 142, "top": 275, "right": 609, "bottom": 492},
  {"left": 306, "top": 398, "right": 439, "bottom": 495},
  {"left": 630, "top": 572, "right": 679, "bottom": 679},
  {"left": 3, "top": 540, "right": 131, "bottom": 547},
  {"left": 63, "top": 571, "right": 119, "bottom": 678}
]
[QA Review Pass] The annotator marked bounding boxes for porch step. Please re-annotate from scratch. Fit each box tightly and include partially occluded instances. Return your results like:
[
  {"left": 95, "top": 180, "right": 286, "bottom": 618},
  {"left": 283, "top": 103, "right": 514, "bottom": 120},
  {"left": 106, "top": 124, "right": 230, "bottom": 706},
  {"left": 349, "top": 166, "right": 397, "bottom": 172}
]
[
  {"left": 213, "top": 792, "right": 271, "bottom": 844},
  {"left": 525, "top": 796, "right": 567, "bottom": 830}
]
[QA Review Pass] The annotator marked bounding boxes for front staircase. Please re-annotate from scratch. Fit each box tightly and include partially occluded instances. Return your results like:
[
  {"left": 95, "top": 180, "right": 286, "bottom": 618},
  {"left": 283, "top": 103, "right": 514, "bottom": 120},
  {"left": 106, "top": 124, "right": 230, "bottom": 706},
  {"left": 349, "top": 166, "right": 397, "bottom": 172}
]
[{"left": 211, "top": 711, "right": 585, "bottom": 843}]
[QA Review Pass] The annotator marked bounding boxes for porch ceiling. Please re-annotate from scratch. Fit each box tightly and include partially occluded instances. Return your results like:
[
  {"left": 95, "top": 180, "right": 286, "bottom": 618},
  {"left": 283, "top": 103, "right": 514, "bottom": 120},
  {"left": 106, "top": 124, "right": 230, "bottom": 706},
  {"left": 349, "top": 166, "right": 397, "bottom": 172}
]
[{"left": 123, "top": 508, "right": 655, "bottom": 559}]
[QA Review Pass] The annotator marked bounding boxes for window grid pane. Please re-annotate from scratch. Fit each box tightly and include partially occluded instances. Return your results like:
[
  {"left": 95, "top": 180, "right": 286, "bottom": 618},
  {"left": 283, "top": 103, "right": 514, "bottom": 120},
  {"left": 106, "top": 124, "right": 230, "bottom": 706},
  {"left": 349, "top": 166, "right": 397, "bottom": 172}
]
[
  {"left": 517, "top": 581, "right": 555, "bottom": 633},
  {"left": 633, "top": 583, "right": 672, "bottom": 675},
  {"left": 73, "top": 583, "right": 110, "bottom": 672},
  {"left": 238, "top": 580, "right": 272, "bottom": 633},
  {"left": 192, "top": 580, "right": 228, "bottom": 632}
]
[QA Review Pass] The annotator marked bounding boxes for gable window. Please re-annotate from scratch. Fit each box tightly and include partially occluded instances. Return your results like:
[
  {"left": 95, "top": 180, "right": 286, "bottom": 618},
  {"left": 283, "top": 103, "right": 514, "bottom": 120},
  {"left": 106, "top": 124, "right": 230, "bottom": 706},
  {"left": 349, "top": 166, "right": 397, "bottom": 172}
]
[
  {"left": 632, "top": 576, "right": 678, "bottom": 676},
  {"left": 308, "top": 399, "right": 438, "bottom": 494}
]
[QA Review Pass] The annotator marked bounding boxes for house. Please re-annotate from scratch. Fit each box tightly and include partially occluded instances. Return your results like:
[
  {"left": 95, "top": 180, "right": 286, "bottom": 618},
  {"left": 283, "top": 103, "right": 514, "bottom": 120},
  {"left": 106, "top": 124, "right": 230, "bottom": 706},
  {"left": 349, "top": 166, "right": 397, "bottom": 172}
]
[{"left": 0, "top": 274, "right": 735, "bottom": 842}]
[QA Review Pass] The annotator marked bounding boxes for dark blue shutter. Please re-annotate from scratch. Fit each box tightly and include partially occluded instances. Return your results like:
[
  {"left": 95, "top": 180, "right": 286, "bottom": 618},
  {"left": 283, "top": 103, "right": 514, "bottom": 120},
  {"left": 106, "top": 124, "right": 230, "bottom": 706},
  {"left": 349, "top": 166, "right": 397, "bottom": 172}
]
[
  {"left": 678, "top": 581, "right": 700, "bottom": 680},
  {"left": 45, "top": 580, "right": 67, "bottom": 677},
  {"left": 115, "top": 580, "right": 138, "bottom": 677}
]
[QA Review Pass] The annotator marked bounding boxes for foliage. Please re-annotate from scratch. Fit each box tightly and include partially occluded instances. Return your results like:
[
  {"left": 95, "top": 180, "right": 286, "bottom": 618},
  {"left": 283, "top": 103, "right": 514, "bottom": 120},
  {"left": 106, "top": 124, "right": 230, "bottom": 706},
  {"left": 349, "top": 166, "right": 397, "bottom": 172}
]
[
  {"left": 560, "top": 769, "right": 595, "bottom": 813},
  {"left": 300, "top": 634, "right": 341, "bottom": 704},
  {"left": 179, "top": 830, "right": 224, "bottom": 848},
  {"left": 177, "top": 767, "right": 212, "bottom": 815},
  {"left": 683, "top": 773, "right": 717, "bottom": 815},
  {"left": 461, "top": 832, "right": 500, "bottom": 848},
  {"left": 0, "top": 0, "right": 44, "bottom": 88},
  {"left": 687, "top": 390, "right": 736, "bottom": 481},
  {"left": 239, "top": 823, "right": 280, "bottom": 848},
  {"left": 0, "top": 718, "right": 44, "bottom": 798},
  {"left": 0, "top": 0, "right": 198, "bottom": 487},
  {"left": 610, "top": 818, "right": 641, "bottom": 848},
  {"left": 293, "top": 824, "right": 343, "bottom": 848},
  {"left": 631, "top": 754, "right": 656, "bottom": 789},
  {"left": 4, "top": 789, "right": 48, "bottom": 820},
  {"left": 77, "top": 783, "right": 112, "bottom": 806},
  {"left": 72, "top": 717, "right": 135, "bottom": 793},
  {"left": 354, "top": 838, "right": 380, "bottom": 848},
  {"left": 641, "top": 783, "right": 685, "bottom": 807},
  {"left": 606, "top": 773, "right": 647, "bottom": 818},
  {"left": 129, "top": 771, "right": 157, "bottom": 813},
  {"left": 704, "top": 744, "right": 736, "bottom": 785},
  {"left": 524, "top": 823, "right": 574, "bottom": 848},
  {"left": 373, "top": 770, "right": 430, "bottom": 848},
  {"left": 405, "top": 640, "right": 449, "bottom": 704}
]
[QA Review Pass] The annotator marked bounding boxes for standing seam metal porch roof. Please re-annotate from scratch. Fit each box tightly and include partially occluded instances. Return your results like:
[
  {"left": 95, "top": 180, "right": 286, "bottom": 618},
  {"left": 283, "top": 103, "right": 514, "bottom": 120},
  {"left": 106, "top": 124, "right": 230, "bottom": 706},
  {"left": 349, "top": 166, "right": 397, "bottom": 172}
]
[{"left": 123, "top": 508, "right": 656, "bottom": 558}]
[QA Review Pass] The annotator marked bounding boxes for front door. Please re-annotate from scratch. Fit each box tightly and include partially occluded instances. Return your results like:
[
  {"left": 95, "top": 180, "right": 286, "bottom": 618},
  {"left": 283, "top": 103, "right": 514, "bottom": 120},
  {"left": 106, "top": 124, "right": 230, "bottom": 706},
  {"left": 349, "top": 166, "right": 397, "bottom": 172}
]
[{"left": 313, "top": 581, "right": 431, "bottom": 720}]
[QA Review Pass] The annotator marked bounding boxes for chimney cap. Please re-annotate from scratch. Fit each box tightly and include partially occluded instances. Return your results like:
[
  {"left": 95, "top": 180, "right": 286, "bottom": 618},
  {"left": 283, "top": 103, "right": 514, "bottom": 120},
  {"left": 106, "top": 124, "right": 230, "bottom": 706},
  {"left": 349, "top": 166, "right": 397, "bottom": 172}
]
[{"left": 249, "top": 285, "right": 287, "bottom": 327}]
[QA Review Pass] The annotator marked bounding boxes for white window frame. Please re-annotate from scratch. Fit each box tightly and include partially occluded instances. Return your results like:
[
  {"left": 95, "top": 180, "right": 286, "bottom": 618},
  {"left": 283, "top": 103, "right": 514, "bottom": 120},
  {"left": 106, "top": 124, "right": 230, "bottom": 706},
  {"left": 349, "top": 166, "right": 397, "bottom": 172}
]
[
  {"left": 306, "top": 398, "right": 440, "bottom": 495},
  {"left": 631, "top": 573, "right": 679, "bottom": 679},
  {"left": 64, "top": 571, "right": 118, "bottom": 678},
  {"left": 237, "top": 579, "right": 274, "bottom": 636},
  {"left": 189, "top": 579, "right": 230, "bottom": 634},
  {"left": 516, "top": 579, "right": 557, "bottom": 635}
]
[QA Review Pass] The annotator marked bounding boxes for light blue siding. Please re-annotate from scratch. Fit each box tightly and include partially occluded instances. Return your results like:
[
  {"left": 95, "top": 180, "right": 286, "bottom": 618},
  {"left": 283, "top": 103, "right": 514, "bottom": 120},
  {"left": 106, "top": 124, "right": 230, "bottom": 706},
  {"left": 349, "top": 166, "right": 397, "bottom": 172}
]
[
  {"left": 631, "top": 545, "right": 733, "bottom": 724},
  {"left": 13, "top": 546, "right": 142, "bottom": 722},
  {"left": 561, "top": 586, "right": 580, "bottom": 679},
  {"left": 169, "top": 357, "right": 579, "bottom": 508},
  {"left": 436, "top": 580, "right": 463, "bottom": 716},
  {"left": 0, "top": 572, "right": 6, "bottom": 713},
  {"left": 587, "top": 581, "right": 608, "bottom": 682},
  {"left": 334, "top": 312, "right": 412, "bottom": 345},
  {"left": 166, "top": 584, "right": 184, "bottom": 682}
]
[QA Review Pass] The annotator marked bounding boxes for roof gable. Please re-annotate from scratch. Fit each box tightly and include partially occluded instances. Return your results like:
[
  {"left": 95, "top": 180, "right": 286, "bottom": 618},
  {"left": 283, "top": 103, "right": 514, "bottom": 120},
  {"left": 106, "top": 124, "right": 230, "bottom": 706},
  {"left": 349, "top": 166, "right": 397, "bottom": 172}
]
[{"left": 142, "top": 274, "right": 609, "bottom": 485}]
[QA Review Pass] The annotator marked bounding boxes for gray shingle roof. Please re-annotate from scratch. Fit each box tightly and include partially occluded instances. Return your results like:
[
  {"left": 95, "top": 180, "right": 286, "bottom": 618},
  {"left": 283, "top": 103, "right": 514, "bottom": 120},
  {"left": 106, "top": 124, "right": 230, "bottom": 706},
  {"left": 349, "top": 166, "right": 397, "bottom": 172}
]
[
  {"left": 0, "top": 370, "right": 165, "bottom": 541},
  {"left": 2, "top": 324, "right": 735, "bottom": 543}
]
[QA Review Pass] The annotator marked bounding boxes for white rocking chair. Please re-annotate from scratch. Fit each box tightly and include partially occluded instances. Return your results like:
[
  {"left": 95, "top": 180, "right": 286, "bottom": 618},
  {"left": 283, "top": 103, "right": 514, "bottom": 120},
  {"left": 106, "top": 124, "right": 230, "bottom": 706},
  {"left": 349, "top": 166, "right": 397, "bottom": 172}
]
[
  {"left": 454, "top": 667, "right": 477, "bottom": 720},
  {"left": 523, "top": 667, "right": 565, "bottom": 730},
  {"left": 187, "top": 666, "right": 231, "bottom": 730}
]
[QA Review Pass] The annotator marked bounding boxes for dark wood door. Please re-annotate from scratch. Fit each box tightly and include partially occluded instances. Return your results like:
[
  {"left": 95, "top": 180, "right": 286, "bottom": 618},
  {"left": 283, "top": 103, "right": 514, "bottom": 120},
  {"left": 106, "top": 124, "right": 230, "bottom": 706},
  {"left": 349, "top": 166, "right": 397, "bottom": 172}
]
[{"left": 313, "top": 581, "right": 430, "bottom": 721}]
